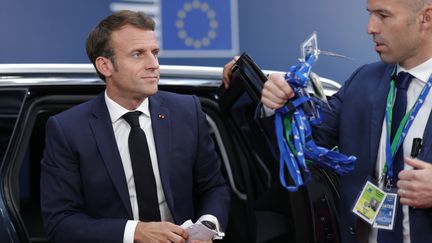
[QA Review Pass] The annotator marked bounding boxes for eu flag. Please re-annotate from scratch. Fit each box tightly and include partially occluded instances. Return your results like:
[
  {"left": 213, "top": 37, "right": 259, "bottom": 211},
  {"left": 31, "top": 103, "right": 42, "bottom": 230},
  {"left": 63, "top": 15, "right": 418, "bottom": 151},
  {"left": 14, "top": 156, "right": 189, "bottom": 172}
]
[{"left": 161, "top": 0, "right": 238, "bottom": 57}]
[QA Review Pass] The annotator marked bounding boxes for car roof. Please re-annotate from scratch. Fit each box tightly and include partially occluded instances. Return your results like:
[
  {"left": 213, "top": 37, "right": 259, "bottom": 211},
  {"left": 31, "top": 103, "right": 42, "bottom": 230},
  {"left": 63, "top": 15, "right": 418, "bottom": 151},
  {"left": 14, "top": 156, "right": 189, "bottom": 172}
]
[{"left": 0, "top": 63, "right": 340, "bottom": 95}]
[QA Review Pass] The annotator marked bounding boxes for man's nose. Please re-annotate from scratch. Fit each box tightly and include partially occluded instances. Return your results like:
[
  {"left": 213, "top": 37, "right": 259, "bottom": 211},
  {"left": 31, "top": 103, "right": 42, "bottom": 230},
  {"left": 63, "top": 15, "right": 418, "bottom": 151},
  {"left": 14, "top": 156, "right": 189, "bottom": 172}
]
[
  {"left": 367, "top": 15, "right": 378, "bottom": 35},
  {"left": 146, "top": 53, "right": 159, "bottom": 69}
]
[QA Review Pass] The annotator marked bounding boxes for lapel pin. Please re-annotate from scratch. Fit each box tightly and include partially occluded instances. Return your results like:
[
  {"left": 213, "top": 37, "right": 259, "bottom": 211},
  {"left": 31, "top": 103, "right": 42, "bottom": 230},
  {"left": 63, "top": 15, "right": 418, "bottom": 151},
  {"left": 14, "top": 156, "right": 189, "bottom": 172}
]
[{"left": 158, "top": 114, "right": 165, "bottom": 119}]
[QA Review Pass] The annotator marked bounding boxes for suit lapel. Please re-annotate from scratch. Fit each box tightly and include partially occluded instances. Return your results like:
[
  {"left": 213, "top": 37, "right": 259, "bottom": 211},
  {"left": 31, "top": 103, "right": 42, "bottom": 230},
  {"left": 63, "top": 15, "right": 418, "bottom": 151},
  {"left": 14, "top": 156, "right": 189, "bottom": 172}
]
[
  {"left": 368, "top": 65, "right": 432, "bottom": 164},
  {"left": 419, "top": 107, "right": 432, "bottom": 159},
  {"left": 369, "top": 65, "right": 394, "bottom": 166},
  {"left": 149, "top": 94, "right": 176, "bottom": 215},
  {"left": 89, "top": 94, "right": 133, "bottom": 218}
]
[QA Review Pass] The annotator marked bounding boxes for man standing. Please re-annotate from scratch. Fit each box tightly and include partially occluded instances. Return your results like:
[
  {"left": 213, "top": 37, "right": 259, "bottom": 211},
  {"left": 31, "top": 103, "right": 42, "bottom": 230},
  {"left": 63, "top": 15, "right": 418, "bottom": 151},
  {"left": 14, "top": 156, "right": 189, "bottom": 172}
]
[
  {"left": 223, "top": 0, "right": 432, "bottom": 242},
  {"left": 41, "top": 10, "right": 230, "bottom": 243}
]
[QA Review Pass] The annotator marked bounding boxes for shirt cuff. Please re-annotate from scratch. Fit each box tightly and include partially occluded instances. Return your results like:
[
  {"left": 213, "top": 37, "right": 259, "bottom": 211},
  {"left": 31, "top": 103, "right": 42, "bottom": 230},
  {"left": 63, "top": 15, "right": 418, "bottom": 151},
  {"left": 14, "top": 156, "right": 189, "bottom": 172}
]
[
  {"left": 261, "top": 104, "right": 275, "bottom": 117},
  {"left": 123, "top": 220, "right": 139, "bottom": 243},
  {"left": 197, "top": 214, "right": 220, "bottom": 232}
]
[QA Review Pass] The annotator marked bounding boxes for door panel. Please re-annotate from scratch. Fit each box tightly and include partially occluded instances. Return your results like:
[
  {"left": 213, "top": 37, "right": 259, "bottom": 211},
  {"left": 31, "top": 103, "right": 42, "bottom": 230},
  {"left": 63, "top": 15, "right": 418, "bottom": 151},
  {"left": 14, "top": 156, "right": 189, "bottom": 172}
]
[{"left": 218, "top": 53, "right": 340, "bottom": 242}]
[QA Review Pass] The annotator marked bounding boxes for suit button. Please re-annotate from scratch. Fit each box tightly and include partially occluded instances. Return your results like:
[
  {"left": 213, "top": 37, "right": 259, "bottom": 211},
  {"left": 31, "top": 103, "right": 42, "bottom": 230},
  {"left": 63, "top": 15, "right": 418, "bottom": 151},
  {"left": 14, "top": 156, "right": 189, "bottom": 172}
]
[{"left": 349, "top": 226, "right": 356, "bottom": 235}]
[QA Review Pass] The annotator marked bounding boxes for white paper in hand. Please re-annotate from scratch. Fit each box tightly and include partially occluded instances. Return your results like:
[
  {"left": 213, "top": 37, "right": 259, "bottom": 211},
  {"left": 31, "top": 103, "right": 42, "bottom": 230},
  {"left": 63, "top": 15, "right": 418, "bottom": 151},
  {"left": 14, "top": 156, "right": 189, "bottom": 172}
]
[{"left": 181, "top": 220, "right": 218, "bottom": 242}]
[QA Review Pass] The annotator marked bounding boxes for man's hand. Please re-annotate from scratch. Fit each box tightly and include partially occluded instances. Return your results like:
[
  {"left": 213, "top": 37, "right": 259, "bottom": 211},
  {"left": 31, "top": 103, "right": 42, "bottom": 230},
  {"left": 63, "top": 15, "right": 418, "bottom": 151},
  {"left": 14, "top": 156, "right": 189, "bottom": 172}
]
[
  {"left": 190, "top": 240, "right": 212, "bottom": 243},
  {"left": 397, "top": 157, "right": 432, "bottom": 208},
  {"left": 222, "top": 56, "right": 239, "bottom": 88},
  {"left": 222, "top": 57, "right": 294, "bottom": 109},
  {"left": 134, "top": 221, "right": 188, "bottom": 243},
  {"left": 261, "top": 73, "right": 295, "bottom": 110}
]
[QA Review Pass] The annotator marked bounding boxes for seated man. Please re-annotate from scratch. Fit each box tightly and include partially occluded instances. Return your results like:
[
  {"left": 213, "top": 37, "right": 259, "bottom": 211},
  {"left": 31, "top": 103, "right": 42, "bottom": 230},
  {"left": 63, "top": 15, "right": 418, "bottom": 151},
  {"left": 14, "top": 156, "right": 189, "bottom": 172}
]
[{"left": 40, "top": 10, "right": 230, "bottom": 243}]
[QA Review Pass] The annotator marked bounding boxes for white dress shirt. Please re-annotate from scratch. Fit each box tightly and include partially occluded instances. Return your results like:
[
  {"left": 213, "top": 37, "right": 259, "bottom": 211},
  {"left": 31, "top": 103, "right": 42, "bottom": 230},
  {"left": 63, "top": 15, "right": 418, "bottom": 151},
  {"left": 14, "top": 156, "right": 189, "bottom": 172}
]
[
  {"left": 370, "top": 58, "right": 432, "bottom": 243},
  {"left": 104, "top": 92, "right": 173, "bottom": 243}
]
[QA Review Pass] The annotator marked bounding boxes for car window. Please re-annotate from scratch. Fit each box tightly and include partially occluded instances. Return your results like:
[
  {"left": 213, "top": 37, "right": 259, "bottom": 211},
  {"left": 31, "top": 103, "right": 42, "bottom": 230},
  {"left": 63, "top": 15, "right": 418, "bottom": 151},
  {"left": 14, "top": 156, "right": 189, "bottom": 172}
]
[{"left": 0, "top": 89, "right": 27, "bottom": 167}]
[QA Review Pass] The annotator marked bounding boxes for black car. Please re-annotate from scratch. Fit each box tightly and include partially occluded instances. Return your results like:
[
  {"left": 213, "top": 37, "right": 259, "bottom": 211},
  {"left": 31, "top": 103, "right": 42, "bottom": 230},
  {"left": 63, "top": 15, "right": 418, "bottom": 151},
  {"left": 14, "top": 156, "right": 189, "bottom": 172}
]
[{"left": 0, "top": 61, "right": 341, "bottom": 243}]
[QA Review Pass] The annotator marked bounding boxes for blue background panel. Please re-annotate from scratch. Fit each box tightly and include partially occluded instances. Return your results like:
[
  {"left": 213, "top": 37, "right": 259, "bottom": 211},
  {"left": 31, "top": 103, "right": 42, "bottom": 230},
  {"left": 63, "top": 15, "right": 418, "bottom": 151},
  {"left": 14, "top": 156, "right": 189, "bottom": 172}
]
[
  {"left": 0, "top": 0, "right": 377, "bottom": 83},
  {"left": 162, "top": 0, "right": 233, "bottom": 51}
]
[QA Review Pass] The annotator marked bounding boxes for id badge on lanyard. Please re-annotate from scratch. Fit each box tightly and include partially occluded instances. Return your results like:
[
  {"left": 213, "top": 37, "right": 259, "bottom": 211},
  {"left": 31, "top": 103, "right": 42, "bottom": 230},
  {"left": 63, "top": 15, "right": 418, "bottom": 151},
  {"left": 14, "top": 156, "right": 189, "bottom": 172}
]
[{"left": 352, "top": 70, "right": 432, "bottom": 230}]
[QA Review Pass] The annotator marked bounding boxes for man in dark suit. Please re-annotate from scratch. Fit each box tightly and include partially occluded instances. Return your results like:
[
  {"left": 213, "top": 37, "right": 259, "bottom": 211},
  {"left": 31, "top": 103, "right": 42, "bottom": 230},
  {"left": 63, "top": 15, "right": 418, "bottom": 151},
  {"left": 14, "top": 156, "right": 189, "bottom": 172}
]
[
  {"left": 40, "top": 10, "right": 230, "bottom": 243},
  {"left": 222, "top": 0, "right": 432, "bottom": 242}
]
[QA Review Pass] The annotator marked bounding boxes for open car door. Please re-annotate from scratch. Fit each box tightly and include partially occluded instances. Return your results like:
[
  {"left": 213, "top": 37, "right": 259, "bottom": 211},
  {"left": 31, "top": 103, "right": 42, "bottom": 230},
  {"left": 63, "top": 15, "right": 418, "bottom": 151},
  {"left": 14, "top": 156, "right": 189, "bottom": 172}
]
[{"left": 218, "top": 53, "right": 341, "bottom": 243}]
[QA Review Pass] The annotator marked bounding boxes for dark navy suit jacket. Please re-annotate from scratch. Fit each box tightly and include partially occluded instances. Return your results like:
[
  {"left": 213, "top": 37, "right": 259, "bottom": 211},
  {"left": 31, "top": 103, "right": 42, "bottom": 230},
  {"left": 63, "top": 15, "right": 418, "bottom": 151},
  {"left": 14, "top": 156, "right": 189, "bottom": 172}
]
[
  {"left": 40, "top": 91, "right": 230, "bottom": 243},
  {"left": 313, "top": 62, "right": 432, "bottom": 242}
]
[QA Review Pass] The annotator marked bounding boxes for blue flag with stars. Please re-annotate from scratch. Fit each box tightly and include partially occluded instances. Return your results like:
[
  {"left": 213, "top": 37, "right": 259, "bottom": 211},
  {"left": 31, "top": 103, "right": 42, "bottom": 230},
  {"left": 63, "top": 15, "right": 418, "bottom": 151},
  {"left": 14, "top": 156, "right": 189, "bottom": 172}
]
[{"left": 161, "top": 0, "right": 238, "bottom": 57}]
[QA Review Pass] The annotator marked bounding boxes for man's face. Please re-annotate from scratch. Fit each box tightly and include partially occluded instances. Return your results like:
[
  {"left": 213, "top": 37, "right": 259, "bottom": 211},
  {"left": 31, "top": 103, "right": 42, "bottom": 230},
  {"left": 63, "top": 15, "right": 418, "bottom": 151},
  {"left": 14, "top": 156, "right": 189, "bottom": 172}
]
[
  {"left": 105, "top": 25, "right": 160, "bottom": 105},
  {"left": 367, "top": 0, "right": 424, "bottom": 69}
]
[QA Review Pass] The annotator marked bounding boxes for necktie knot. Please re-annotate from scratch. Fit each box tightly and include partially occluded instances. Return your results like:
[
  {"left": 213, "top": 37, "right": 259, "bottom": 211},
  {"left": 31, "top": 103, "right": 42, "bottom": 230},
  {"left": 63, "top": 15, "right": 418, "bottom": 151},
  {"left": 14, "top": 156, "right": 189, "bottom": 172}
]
[
  {"left": 123, "top": 111, "right": 142, "bottom": 127},
  {"left": 395, "top": 71, "right": 412, "bottom": 90}
]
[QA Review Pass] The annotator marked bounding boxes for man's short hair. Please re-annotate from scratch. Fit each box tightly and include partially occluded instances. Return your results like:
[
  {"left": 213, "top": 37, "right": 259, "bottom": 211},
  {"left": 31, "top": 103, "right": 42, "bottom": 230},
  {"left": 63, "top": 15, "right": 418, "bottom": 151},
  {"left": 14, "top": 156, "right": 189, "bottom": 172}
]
[{"left": 86, "top": 10, "right": 156, "bottom": 81}]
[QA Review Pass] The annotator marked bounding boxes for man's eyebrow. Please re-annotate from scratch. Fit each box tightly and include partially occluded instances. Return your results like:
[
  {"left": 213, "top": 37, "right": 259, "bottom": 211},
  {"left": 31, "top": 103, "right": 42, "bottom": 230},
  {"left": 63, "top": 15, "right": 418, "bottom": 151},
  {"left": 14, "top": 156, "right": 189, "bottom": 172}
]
[
  {"left": 130, "top": 48, "right": 144, "bottom": 53},
  {"left": 367, "top": 7, "right": 391, "bottom": 15}
]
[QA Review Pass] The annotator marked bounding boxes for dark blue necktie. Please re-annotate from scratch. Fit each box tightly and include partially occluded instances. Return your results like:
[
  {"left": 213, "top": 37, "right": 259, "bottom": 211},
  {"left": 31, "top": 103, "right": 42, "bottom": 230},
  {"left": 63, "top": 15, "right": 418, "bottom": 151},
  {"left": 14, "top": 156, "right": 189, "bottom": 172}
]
[
  {"left": 123, "top": 111, "right": 161, "bottom": 221},
  {"left": 391, "top": 72, "right": 412, "bottom": 183},
  {"left": 377, "top": 72, "right": 412, "bottom": 243}
]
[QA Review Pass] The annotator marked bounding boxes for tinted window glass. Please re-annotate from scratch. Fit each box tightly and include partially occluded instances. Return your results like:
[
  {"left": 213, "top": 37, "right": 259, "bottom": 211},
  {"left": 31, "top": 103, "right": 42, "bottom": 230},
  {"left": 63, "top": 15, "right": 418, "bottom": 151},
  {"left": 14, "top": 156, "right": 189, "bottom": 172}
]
[
  {"left": 229, "top": 91, "right": 277, "bottom": 193},
  {"left": 0, "top": 89, "right": 27, "bottom": 165}
]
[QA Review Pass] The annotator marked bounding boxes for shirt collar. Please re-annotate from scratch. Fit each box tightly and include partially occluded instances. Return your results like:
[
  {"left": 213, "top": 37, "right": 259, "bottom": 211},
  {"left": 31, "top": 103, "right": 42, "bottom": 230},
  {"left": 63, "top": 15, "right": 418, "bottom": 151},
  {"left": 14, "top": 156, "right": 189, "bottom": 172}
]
[
  {"left": 397, "top": 57, "right": 432, "bottom": 83},
  {"left": 104, "top": 90, "right": 150, "bottom": 123}
]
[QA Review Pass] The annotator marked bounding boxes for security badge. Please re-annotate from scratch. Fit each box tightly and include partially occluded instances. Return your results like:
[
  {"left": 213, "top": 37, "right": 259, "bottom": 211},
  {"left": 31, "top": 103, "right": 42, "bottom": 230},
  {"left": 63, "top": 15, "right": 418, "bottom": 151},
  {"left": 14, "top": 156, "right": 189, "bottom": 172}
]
[
  {"left": 373, "top": 192, "right": 398, "bottom": 230},
  {"left": 352, "top": 181, "right": 386, "bottom": 225},
  {"left": 351, "top": 180, "right": 398, "bottom": 230}
]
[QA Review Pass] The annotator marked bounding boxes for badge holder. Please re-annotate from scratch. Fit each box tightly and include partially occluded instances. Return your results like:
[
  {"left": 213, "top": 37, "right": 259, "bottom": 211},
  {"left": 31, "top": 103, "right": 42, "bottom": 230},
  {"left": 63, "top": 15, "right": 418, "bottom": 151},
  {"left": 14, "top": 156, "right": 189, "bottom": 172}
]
[
  {"left": 351, "top": 178, "right": 387, "bottom": 225},
  {"left": 373, "top": 187, "right": 398, "bottom": 231}
]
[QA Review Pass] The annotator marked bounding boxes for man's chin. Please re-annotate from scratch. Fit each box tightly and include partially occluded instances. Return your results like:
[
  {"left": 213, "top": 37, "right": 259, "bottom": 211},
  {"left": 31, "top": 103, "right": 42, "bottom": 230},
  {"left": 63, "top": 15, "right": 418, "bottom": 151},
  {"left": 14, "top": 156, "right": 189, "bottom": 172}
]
[
  {"left": 377, "top": 53, "right": 397, "bottom": 65},
  {"left": 145, "top": 86, "right": 158, "bottom": 97}
]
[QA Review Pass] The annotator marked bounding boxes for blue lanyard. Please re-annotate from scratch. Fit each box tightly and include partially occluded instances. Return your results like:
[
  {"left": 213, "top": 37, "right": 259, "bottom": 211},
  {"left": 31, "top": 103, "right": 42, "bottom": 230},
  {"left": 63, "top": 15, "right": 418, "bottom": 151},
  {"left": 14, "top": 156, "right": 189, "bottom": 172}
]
[
  {"left": 383, "top": 72, "right": 432, "bottom": 184},
  {"left": 275, "top": 107, "right": 310, "bottom": 191},
  {"left": 274, "top": 53, "right": 356, "bottom": 192},
  {"left": 275, "top": 100, "right": 356, "bottom": 191}
]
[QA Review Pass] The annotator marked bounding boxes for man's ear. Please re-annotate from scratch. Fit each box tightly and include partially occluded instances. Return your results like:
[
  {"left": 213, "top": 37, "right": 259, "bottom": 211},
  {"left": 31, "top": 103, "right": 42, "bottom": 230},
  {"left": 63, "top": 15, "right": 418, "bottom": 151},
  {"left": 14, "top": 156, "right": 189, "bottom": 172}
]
[
  {"left": 420, "top": 4, "right": 432, "bottom": 27},
  {"left": 95, "top": 56, "right": 113, "bottom": 78}
]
